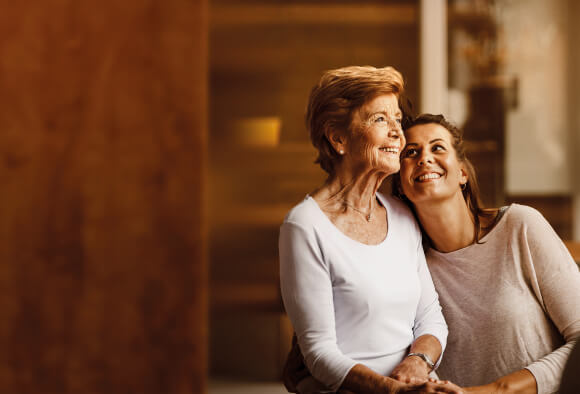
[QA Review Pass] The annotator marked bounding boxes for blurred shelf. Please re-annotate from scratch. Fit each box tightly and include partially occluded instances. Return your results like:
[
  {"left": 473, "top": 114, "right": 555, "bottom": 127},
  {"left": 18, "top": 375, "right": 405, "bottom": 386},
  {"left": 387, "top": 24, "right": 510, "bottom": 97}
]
[
  {"left": 448, "top": 9, "right": 497, "bottom": 34},
  {"left": 211, "top": 4, "right": 416, "bottom": 28},
  {"left": 211, "top": 282, "right": 282, "bottom": 312},
  {"left": 211, "top": 203, "right": 293, "bottom": 228},
  {"left": 464, "top": 139, "right": 499, "bottom": 153}
]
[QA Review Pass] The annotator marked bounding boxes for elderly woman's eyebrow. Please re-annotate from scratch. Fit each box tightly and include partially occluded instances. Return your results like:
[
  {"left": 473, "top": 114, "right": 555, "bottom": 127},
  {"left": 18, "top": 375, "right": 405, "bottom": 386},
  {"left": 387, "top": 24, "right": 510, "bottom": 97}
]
[{"left": 365, "top": 109, "right": 402, "bottom": 118}]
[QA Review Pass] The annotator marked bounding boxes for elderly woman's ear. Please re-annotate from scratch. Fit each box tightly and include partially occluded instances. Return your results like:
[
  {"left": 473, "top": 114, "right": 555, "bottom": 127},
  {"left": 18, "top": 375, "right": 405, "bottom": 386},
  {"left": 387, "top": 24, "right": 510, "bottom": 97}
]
[{"left": 325, "top": 128, "right": 347, "bottom": 155}]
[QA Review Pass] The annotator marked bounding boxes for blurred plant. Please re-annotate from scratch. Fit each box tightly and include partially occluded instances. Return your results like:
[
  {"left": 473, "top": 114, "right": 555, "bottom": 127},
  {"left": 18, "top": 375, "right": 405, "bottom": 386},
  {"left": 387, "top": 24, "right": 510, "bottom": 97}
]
[{"left": 451, "top": 0, "right": 507, "bottom": 81}]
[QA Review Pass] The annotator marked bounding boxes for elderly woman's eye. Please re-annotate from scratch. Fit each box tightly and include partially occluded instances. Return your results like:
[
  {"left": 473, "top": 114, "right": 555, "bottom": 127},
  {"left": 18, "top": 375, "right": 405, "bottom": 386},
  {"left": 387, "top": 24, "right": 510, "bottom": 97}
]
[{"left": 374, "top": 115, "right": 386, "bottom": 123}]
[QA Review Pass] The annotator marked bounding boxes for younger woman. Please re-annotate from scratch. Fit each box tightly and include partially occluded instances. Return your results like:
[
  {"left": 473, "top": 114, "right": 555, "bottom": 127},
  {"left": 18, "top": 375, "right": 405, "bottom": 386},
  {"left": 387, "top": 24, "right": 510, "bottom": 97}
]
[{"left": 395, "top": 114, "right": 580, "bottom": 393}]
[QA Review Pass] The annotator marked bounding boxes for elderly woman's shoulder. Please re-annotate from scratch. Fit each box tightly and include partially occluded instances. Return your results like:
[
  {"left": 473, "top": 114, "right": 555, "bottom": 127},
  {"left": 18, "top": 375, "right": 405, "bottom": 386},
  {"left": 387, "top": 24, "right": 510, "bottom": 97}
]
[
  {"left": 282, "top": 195, "right": 322, "bottom": 228},
  {"left": 380, "top": 193, "right": 416, "bottom": 219},
  {"left": 379, "top": 193, "right": 421, "bottom": 232}
]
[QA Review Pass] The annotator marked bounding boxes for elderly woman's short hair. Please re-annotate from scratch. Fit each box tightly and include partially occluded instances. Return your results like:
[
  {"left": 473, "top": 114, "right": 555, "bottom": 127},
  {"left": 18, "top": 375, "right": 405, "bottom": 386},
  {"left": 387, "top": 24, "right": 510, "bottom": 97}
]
[{"left": 306, "top": 66, "right": 405, "bottom": 175}]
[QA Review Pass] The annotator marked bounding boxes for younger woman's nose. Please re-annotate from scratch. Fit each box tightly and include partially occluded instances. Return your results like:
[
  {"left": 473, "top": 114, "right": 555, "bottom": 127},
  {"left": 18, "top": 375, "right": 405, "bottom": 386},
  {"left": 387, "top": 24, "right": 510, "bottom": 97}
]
[{"left": 418, "top": 152, "right": 433, "bottom": 166}]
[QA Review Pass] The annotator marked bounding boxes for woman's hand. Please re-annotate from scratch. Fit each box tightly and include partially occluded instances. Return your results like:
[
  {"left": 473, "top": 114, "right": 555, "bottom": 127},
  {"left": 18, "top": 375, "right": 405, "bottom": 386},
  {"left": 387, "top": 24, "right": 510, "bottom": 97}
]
[
  {"left": 390, "top": 355, "right": 431, "bottom": 383},
  {"left": 392, "top": 335, "right": 442, "bottom": 383},
  {"left": 393, "top": 378, "right": 464, "bottom": 394},
  {"left": 282, "top": 334, "right": 311, "bottom": 393}
]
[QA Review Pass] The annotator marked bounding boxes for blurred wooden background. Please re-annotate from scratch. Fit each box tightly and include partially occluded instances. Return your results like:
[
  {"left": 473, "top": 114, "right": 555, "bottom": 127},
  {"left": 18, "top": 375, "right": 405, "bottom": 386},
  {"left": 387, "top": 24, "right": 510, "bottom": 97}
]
[
  {"left": 207, "top": 0, "right": 580, "bottom": 382},
  {"left": 0, "top": 1, "right": 576, "bottom": 392},
  {"left": 0, "top": 1, "right": 208, "bottom": 393}
]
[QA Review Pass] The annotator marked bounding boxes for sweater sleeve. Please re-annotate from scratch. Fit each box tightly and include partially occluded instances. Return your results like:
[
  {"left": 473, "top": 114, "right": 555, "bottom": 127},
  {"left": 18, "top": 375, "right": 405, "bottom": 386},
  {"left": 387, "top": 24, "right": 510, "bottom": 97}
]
[
  {"left": 279, "top": 221, "right": 357, "bottom": 391},
  {"left": 518, "top": 207, "right": 580, "bottom": 394},
  {"left": 412, "top": 238, "right": 448, "bottom": 368}
]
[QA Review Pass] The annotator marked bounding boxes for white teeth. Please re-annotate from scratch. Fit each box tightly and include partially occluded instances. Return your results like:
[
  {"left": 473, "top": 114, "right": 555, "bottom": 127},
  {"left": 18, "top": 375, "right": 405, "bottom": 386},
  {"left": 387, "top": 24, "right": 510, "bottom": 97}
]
[
  {"left": 418, "top": 173, "right": 441, "bottom": 181},
  {"left": 379, "top": 147, "right": 398, "bottom": 153}
]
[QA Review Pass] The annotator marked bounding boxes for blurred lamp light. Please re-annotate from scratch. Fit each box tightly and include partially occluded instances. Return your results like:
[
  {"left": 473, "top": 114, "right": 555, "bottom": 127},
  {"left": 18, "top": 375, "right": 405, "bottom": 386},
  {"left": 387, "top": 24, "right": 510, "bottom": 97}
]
[{"left": 233, "top": 117, "right": 281, "bottom": 148}]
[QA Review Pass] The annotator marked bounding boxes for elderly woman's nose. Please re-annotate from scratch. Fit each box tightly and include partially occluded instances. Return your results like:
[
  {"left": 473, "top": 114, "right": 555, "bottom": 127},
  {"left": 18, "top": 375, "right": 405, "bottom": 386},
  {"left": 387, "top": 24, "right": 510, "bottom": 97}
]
[
  {"left": 388, "top": 128, "right": 400, "bottom": 139},
  {"left": 387, "top": 123, "right": 403, "bottom": 138}
]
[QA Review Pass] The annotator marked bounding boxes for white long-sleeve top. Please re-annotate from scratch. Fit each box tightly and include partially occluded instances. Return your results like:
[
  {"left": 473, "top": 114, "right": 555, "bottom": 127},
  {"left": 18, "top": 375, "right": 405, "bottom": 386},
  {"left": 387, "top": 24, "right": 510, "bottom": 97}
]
[
  {"left": 279, "top": 193, "right": 448, "bottom": 391},
  {"left": 427, "top": 204, "right": 580, "bottom": 394}
]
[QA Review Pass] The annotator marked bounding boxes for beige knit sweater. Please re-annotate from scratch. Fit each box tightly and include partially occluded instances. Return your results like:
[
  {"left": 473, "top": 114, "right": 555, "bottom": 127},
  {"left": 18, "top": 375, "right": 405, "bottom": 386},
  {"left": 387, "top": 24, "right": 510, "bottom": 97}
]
[{"left": 426, "top": 204, "right": 580, "bottom": 394}]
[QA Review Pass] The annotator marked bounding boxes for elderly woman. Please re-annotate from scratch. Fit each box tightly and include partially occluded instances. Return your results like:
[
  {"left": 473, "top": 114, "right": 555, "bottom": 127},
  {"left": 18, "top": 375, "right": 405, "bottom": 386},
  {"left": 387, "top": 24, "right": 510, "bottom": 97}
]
[
  {"left": 395, "top": 114, "right": 580, "bottom": 393},
  {"left": 279, "top": 66, "right": 462, "bottom": 394}
]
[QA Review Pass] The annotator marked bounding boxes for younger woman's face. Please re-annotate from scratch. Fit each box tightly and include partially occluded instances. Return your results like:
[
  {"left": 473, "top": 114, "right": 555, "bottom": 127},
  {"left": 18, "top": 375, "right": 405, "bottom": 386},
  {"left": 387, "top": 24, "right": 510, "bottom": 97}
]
[{"left": 399, "top": 123, "right": 468, "bottom": 205}]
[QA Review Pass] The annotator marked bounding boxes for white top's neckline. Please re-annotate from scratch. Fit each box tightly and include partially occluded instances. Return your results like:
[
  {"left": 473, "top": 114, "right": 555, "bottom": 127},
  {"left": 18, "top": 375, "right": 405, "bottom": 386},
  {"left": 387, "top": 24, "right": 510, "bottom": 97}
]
[{"left": 304, "top": 193, "right": 391, "bottom": 247}]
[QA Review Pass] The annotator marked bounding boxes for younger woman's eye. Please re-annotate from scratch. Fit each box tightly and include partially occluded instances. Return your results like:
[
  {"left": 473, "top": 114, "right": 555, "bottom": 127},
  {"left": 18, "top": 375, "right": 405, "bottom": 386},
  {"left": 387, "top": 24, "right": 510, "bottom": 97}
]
[
  {"left": 432, "top": 144, "right": 445, "bottom": 152},
  {"left": 402, "top": 148, "right": 418, "bottom": 157}
]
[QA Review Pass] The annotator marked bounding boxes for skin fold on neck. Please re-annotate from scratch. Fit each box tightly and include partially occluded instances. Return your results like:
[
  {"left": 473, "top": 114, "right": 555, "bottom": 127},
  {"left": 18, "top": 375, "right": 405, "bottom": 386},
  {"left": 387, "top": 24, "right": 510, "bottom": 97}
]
[{"left": 312, "top": 160, "right": 389, "bottom": 215}]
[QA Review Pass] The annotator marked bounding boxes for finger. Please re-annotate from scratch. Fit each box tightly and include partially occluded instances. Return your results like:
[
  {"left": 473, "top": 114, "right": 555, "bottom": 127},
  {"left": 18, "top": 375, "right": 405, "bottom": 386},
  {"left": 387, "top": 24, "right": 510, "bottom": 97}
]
[
  {"left": 408, "top": 376, "right": 427, "bottom": 384},
  {"left": 391, "top": 373, "right": 406, "bottom": 382},
  {"left": 412, "top": 381, "right": 452, "bottom": 393},
  {"left": 435, "top": 383, "right": 463, "bottom": 394}
]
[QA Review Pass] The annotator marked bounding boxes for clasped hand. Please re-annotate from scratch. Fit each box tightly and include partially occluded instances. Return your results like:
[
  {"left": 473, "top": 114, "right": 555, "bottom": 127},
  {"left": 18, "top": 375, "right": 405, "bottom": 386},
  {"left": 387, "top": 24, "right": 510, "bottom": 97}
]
[{"left": 390, "top": 357, "right": 463, "bottom": 393}]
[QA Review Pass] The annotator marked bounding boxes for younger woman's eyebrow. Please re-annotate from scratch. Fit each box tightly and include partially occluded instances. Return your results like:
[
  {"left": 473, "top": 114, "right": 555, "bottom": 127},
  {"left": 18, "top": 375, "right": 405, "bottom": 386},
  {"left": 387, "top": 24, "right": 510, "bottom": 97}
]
[{"left": 404, "top": 138, "right": 445, "bottom": 147}]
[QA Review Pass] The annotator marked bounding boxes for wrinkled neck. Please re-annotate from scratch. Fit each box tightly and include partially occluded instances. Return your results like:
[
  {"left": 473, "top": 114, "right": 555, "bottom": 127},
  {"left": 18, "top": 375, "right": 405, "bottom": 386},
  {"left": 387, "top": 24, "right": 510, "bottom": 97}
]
[{"left": 322, "top": 166, "right": 389, "bottom": 209}]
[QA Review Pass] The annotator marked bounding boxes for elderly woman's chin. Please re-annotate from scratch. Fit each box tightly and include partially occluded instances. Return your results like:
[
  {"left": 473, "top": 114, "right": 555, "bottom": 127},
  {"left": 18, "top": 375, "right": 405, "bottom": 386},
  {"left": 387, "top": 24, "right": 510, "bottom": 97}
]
[{"left": 372, "top": 154, "right": 401, "bottom": 176}]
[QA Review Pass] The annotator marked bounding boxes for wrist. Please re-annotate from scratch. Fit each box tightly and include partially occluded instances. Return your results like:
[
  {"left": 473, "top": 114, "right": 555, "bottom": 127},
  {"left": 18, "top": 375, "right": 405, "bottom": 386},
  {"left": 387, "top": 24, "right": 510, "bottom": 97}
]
[{"left": 407, "top": 352, "right": 435, "bottom": 372}]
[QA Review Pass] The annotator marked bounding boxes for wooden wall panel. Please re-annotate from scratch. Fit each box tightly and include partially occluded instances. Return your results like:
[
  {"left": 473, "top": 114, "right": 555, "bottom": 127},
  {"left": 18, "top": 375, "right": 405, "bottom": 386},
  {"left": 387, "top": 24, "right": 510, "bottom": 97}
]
[{"left": 0, "top": 1, "right": 207, "bottom": 393}]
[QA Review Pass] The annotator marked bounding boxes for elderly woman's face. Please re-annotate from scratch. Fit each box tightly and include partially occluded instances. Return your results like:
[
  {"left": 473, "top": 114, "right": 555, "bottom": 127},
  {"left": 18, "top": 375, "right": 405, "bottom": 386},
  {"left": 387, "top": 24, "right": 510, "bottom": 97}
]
[{"left": 346, "top": 93, "right": 405, "bottom": 175}]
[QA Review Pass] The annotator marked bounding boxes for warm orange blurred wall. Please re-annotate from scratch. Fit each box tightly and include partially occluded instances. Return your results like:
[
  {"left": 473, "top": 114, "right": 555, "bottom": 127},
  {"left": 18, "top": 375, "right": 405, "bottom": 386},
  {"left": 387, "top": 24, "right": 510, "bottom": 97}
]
[{"left": 0, "top": 2, "right": 208, "bottom": 393}]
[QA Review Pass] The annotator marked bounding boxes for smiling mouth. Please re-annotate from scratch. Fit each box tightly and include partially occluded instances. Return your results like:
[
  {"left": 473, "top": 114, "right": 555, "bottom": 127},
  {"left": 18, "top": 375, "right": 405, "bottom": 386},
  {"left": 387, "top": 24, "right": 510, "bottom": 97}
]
[
  {"left": 415, "top": 172, "right": 442, "bottom": 182},
  {"left": 379, "top": 147, "right": 399, "bottom": 154}
]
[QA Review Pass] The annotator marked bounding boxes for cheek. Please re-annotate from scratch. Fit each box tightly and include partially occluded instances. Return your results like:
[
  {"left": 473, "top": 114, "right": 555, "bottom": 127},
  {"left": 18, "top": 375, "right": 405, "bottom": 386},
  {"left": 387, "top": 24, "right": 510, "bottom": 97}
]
[
  {"left": 360, "top": 143, "right": 377, "bottom": 161},
  {"left": 400, "top": 178, "right": 412, "bottom": 195},
  {"left": 399, "top": 165, "right": 414, "bottom": 192}
]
